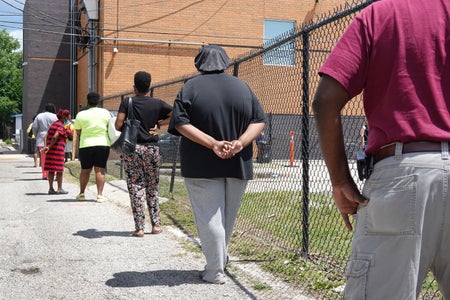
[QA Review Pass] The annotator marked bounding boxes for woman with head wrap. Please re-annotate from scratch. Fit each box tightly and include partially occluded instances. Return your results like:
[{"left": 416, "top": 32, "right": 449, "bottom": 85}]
[
  {"left": 42, "top": 109, "right": 71, "bottom": 194},
  {"left": 169, "top": 45, "right": 266, "bottom": 284}
]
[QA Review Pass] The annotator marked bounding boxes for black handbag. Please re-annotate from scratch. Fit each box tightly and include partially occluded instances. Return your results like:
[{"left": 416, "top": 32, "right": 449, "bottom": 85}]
[{"left": 111, "top": 97, "right": 141, "bottom": 154}]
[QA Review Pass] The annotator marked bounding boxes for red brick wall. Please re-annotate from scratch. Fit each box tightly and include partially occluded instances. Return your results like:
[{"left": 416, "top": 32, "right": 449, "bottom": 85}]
[{"left": 76, "top": 0, "right": 354, "bottom": 110}]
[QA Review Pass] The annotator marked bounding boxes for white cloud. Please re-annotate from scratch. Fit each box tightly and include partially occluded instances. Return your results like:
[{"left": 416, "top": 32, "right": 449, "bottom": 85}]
[{"left": 9, "top": 29, "right": 23, "bottom": 51}]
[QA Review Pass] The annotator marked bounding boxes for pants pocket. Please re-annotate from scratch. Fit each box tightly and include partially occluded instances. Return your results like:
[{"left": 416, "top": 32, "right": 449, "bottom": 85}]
[
  {"left": 363, "top": 174, "right": 417, "bottom": 235},
  {"left": 344, "top": 258, "right": 370, "bottom": 300}
]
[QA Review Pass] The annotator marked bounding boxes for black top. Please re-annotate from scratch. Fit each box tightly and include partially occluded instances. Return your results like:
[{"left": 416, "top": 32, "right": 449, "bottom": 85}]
[
  {"left": 118, "top": 95, "right": 172, "bottom": 144},
  {"left": 168, "top": 72, "right": 266, "bottom": 179}
]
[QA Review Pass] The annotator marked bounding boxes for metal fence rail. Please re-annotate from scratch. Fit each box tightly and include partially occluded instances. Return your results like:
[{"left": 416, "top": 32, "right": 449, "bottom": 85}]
[{"left": 102, "top": 0, "right": 441, "bottom": 298}]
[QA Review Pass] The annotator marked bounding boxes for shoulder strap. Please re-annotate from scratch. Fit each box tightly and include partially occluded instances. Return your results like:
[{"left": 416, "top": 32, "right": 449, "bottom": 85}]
[{"left": 127, "top": 97, "right": 135, "bottom": 120}]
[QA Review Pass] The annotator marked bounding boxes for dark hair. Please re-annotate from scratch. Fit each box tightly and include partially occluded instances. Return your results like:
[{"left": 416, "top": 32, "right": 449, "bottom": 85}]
[
  {"left": 44, "top": 103, "right": 56, "bottom": 113},
  {"left": 134, "top": 71, "right": 151, "bottom": 93},
  {"left": 87, "top": 91, "right": 100, "bottom": 106}
]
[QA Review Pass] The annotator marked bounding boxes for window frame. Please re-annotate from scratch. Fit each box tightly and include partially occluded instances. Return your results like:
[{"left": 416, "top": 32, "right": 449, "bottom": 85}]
[{"left": 263, "top": 19, "right": 296, "bottom": 66}]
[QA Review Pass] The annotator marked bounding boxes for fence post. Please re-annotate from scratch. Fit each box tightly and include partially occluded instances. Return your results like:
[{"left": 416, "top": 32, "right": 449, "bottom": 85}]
[
  {"left": 300, "top": 31, "right": 311, "bottom": 259},
  {"left": 233, "top": 63, "right": 239, "bottom": 77},
  {"left": 233, "top": 62, "right": 240, "bottom": 77},
  {"left": 169, "top": 137, "right": 180, "bottom": 194},
  {"left": 289, "top": 130, "right": 295, "bottom": 167}
]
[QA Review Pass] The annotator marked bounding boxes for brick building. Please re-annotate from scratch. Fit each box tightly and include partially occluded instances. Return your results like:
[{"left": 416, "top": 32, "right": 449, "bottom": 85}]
[
  {"left": 22, "top": 0, "right": 350, "bottom": 150},
  {"left": 22, "top": 0, "right": 75, "bottom": 126},
  {"left": 76, "top": 0, "right": 347, "bottom": 109}
]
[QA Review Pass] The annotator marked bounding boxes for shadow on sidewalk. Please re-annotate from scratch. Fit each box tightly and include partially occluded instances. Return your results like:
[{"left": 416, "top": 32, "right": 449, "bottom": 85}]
[
  {"left": 73, "top": 228, "right": 133, "bottom": 239},
  {"left": 105, "top": 269, "right": 257, "bottom": 299},
  {"left": 106, "top": 269, "right": 206, "bottom": 287}
]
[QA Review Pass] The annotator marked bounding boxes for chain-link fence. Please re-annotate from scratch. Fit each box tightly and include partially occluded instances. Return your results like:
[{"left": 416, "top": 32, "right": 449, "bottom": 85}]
[{"left": 101, "top": 0, "right": 441, "bottom": 298}]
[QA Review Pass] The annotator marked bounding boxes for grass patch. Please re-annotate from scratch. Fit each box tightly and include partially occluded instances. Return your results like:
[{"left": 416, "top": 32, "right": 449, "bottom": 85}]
[
  {"left": 159, "top": 182, "right": 197, "bottom": 236},
  {"left": 253, "top": 282, "right": 272, "bottom": 291}
]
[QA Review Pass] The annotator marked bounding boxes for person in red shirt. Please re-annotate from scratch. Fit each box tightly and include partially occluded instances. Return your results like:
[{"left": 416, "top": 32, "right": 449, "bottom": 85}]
[
  {"left": 42, "top": 109, "right": 71, "bottom": 195},
  {"left": 313, "top": 0, "right": 450, "bottom": 298}
]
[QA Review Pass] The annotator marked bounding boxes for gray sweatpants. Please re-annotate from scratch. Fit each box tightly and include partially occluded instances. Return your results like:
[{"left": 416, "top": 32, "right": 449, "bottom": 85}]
[{"left": 184, "top": 177, "right": 247, "bottom": 283}]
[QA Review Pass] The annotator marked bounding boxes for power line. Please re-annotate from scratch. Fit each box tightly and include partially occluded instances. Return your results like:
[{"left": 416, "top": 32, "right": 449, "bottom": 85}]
[{"left": 11, "top": 0, "right": 274, "bottom": 49}]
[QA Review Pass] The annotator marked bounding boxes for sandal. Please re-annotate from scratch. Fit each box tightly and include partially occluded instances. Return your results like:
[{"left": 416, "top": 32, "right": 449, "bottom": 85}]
[
  {"left": 131, "top": 230, "right": 144, "bottom": 237},
  {"left": 151, "top": 226, "right": 163, "bottom": 234}
]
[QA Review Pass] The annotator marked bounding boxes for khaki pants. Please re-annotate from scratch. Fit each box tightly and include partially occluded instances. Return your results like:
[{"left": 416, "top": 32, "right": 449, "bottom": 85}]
[{"left": 345, "top": 142, "right": 450, "bottom": 299}]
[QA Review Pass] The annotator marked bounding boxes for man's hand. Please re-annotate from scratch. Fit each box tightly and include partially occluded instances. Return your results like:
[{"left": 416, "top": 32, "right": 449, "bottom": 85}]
[{"left": 332, "top": 180, "right": 368, "bottom": 231}]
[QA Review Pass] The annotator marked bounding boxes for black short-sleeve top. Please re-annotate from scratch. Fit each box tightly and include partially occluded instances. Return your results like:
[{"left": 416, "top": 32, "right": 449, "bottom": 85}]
[
  {"left": 118, "top": 95, "right": 172, "bottom": 144},
  {"left": 168, "top": 72, "right": 266, "bottom": 179}
]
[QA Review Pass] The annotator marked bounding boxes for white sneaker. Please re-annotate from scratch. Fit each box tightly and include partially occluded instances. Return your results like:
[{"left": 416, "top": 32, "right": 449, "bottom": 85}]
[
  {"left": 199, "top": 271, "right": 226, "bottom": 284},
  {"left": 76, "top": 193, "right": 85, "bottom": 200},
  {"left": 96, "top": 195, "right": 107, "bottom": 203}
]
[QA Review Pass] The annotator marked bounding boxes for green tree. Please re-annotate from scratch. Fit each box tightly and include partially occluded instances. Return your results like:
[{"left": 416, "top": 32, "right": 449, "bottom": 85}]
[{"left": 0, "top": 29, "right": 22, "bottom": 138}]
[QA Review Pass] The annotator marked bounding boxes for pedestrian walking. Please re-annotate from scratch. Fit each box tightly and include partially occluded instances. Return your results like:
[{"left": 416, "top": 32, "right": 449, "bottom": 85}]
[
  {"left": 26, "top": 115, "right": 38, "bottom": 167},
  {"left": 64, "top": 116, "right": 74, "bottom": 162},
  {"left": 115, "top": 71, "right": 172, "bottom": 237},
  {"left": 33, "top": 103, "right": 57, "bottom": 179},
  {"left": 313, "top": 0, "right": 450, "bottom": 298},
  {"left": 73, "top": 92, "right": 111, "bottom": 202},
  {"left": 168, "top": 45, "right": 266, "bottom": 284},
  {"left": 42, "top": 109, "right": 71, "bottom": 194}
]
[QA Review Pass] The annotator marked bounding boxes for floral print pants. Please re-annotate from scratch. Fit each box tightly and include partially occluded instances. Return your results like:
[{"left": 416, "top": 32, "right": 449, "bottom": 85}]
[{"left": 122, "top": 144, "right": 161, "bottom": 231}]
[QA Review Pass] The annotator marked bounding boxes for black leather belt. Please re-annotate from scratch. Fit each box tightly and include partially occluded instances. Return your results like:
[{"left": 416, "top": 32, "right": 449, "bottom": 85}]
[{"left": 374, "top": 141, "right": 443, "bottom": 164}]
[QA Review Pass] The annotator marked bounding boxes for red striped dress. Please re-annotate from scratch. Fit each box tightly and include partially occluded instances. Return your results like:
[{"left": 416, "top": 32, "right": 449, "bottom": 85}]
[{"left": 44, "top": 120, "right": 66, "bottom": 173}]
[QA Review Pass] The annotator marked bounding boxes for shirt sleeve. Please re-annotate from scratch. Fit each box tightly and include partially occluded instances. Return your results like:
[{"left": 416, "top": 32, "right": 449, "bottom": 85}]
[
  {"left": 168, "top": 88, "right": 191, "bottom": 136},
  {"left": 118, "top": 97, "right": 128, "bottom": 114},
  {"left": 32, "top": 117, "right": 39, "bottom": 134},
  {"left": 319, "top": 13, "right": 371, "bottom": 98},
  {"left": 249, "top": 88, "right": 266, "bottom": 124},
  {"left": 158, "top": 99, "right": 173, "bottom": 120},
  {"left": 73, "top": 111, "right": 84, "bottom": 130}
]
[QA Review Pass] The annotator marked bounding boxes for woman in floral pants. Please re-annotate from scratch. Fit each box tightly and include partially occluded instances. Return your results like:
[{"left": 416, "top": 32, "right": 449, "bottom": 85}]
[
  {"left": 123, "top": 144, "right": 162, "bottom": 235},
  {"left": 115, "top": 71, "right": 172, "bottom": 237}
]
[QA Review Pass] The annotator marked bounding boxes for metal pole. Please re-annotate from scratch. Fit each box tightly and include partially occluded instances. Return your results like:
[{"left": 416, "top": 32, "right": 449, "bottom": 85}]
[
  {"left": 88, "top": 22, "right": 96, "bottom": 92},
  {"left": 300, "top": 32, "right": 311, "bottom": 259},
  {"left": 168, "top": 137, "right": 180, "bottom": 195},
  {"left": 69, "top": 0, "right": 76, "bottom": 114}
]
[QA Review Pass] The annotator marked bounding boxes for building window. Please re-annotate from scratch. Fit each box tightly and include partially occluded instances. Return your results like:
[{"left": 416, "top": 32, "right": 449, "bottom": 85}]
[{"left": 263, "top": 19, "right": 296, "bottom": 66}]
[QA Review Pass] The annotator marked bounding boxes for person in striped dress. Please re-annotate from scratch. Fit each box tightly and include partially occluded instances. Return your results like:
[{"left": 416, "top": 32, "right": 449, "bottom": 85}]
[{"left": 42, "top": 109, "right": 71, "bottom": 195}]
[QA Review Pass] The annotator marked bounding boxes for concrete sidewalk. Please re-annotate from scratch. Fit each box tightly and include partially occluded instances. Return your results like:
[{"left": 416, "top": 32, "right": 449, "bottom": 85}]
[{"left": 0, "top": 149, "right": 311, "bottom": 300}]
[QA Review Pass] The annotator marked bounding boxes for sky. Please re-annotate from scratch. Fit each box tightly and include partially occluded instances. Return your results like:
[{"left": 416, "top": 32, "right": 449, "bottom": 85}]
[{"left": 0, "top": 0, "right": 24, "bottom": 49}]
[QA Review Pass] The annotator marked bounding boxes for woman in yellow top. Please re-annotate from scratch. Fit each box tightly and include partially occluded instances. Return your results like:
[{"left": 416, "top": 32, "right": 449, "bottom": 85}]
[{"left": 73, "top": 92, "right": 111, "bottom": 202}]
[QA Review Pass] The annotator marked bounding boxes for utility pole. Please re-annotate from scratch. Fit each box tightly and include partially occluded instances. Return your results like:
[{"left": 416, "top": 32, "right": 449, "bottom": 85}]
[{"left": 81, "top": 0, "right": 99, "bottom": 92}]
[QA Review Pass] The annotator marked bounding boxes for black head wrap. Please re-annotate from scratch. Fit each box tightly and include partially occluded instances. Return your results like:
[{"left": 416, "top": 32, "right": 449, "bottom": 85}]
[{"left": 194, "top": 45, "right": 229, "bottom": 72}]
